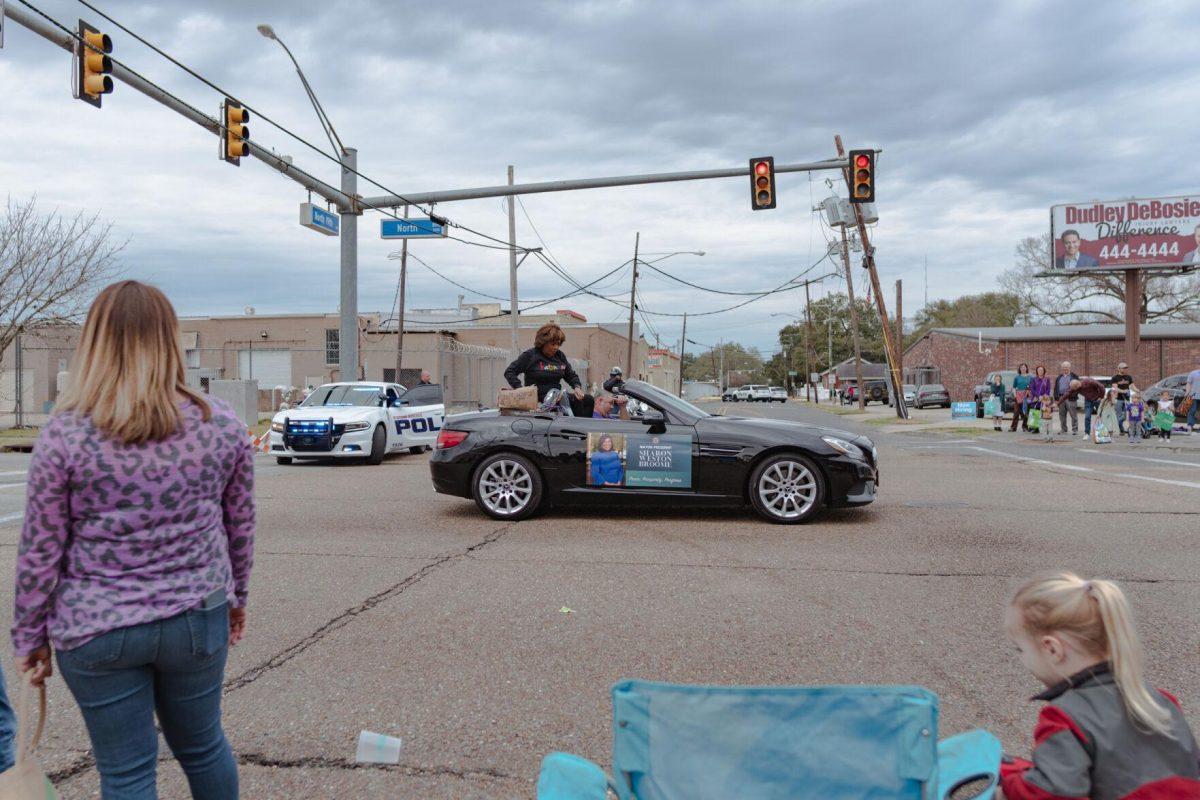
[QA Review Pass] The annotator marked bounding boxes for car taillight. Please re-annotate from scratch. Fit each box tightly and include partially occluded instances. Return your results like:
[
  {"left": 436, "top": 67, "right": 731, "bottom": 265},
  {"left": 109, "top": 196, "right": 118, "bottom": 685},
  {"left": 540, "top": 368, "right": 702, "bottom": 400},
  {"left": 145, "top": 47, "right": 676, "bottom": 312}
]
[{"left": 436, "top": 429, "right": 469, "bottom": 449}]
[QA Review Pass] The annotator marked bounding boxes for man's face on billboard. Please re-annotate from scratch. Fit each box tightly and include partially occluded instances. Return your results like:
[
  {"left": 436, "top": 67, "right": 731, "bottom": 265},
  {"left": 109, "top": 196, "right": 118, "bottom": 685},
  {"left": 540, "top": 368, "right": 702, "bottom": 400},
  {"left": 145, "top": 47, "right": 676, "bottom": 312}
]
[
  {"left": 1063, "top": 234, "right": 1081, "bottom": 256},
  {"left": 1193, "top": 225, "right": 1200, "bottom": 246}
]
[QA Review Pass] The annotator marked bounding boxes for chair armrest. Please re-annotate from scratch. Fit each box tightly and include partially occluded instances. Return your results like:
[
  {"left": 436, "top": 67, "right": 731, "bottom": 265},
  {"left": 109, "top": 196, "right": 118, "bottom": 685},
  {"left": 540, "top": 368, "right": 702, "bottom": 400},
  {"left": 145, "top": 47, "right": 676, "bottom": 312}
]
[
  {"left": 537, "top": 752, "right": 611, "bottom": 800},
  {"left": 937, "top": 729, "right": 1002, "bottom": 800}
]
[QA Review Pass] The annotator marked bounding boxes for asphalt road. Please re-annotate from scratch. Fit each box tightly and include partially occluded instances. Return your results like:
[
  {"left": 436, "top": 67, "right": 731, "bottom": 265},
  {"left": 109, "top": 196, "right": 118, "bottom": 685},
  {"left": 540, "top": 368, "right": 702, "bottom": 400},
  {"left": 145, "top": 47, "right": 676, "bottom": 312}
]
[{"left": 0, "top": 401, "right": 1197, "bottom": 797}]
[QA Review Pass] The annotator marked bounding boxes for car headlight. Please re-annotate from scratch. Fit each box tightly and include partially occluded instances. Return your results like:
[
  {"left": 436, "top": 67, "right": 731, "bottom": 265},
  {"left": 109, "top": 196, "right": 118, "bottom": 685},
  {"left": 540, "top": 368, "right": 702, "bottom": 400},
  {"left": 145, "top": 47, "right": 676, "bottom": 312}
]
[
  {"left": 343, "top": 421, "right": 370, "bottom": 432},
  {"left": 822, "top": 436, "right": 865, "bottom": 461},
  {"left": 271, "top": 421, "right": 284, "bottom": 433}
]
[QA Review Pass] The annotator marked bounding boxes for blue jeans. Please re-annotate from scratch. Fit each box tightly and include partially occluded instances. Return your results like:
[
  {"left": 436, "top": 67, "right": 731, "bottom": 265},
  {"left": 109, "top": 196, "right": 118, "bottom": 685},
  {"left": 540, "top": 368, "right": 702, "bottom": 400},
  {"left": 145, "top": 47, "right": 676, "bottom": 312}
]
[
  {"left": 1083, "top": 398, "right": 1100, "bottom": 435},
  {"left": 1190, "top": 398, "right": 1199, "bottom": 428},
  {"left": 56, "top": 604, "right": 237, "bottom": 799},
  {"left": 0, "top": 662, "right": 15, "bottom": 772},
  {"left": 1115, "top": 398, "right": 1127, "bottom": 433}
]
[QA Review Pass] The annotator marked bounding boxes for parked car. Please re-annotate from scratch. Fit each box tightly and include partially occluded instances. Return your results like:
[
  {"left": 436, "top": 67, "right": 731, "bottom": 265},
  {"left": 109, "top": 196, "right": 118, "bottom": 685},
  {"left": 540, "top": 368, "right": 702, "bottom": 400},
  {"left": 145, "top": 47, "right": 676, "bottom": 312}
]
[
  {"left": 733, "top": 384, "right": 765, "bottom": 402},
  {"left": 768, "top": 386, "right": 788, "bottom": 403},
  {"left": 973, "top": 370, "right": 1018, "bottom": 417},
  {"left": 721, "top": 387, "right": 739, "bottom": 402},
  {"left": 748, "top": 385, "right": 774, "bottom": 402},
  {"left": 913, "top": 384, "right": 950, "bottom": 409},
  {"left": 1140, "top": 374, "right": 1188, "bottom": 418},
  {"left": 887, "top": 384, "right": 917, "bottom": 406}
]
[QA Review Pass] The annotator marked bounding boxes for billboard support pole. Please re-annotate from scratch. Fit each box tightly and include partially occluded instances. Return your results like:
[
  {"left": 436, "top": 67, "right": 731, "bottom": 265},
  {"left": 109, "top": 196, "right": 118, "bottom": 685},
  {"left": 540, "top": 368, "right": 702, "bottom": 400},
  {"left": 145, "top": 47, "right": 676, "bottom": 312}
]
[{"left": 1124, "top": 268, "right": 1141, "bottom": 368}]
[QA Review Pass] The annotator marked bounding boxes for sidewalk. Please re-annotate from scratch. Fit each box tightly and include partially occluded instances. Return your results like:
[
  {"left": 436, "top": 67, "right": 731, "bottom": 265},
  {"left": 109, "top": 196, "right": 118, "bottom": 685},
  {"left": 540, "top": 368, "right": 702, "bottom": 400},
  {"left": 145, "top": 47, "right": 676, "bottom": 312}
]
[{"left": 792, "top": 398, "right": 1200, "bottom": 449}]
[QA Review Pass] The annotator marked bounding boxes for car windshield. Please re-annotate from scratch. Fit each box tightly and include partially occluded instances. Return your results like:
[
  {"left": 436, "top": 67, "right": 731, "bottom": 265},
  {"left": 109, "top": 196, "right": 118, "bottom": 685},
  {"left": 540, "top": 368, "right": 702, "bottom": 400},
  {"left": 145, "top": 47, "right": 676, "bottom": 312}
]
[
  {"left": 302, "top": 384, "right": 385, "bottom": 407},
  {"left": 629, "top": 382, "right": 710, "bottom": 419}
]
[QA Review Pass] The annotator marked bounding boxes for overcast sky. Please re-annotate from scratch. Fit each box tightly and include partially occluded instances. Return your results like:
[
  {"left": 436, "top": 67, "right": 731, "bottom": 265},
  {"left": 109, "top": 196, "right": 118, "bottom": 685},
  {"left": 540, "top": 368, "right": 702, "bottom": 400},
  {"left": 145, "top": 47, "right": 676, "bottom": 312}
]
[{"left": 3, "top": 0, "right": 1198, "bottom": 354}]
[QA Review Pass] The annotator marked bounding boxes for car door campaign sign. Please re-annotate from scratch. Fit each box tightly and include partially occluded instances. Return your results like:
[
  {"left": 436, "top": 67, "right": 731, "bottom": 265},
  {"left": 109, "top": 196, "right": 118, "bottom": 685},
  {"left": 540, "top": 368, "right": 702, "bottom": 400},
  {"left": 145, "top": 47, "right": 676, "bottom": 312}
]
[{"left": 586, "top": 432, "right": 691, "bottom": 488}]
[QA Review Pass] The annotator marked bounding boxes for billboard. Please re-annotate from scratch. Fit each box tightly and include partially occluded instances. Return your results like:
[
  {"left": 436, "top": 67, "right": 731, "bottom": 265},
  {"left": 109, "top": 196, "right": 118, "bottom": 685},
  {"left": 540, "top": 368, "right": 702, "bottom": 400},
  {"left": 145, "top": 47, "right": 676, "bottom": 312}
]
[{"left": 1050, "top": 195, "right": 1200, "bottom": 271}]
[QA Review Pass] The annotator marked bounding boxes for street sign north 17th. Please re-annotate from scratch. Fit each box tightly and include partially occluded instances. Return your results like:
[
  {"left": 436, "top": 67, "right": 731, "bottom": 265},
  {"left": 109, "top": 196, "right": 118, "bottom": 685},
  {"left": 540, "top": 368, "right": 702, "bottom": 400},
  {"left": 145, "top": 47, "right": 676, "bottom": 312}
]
[
  {"left": 380, "top": 218, "right": 448, "bottom": 239},
  {"left": 299, "top": 202, "right": 339, "bottom": 236}
]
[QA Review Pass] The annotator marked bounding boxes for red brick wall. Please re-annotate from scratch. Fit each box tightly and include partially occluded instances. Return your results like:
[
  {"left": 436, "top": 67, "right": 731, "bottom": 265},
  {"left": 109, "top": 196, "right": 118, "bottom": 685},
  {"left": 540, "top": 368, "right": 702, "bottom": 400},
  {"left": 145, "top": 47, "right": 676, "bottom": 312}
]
[{"left": 903, "top": 332, "right": 1200, "bottom": 403}]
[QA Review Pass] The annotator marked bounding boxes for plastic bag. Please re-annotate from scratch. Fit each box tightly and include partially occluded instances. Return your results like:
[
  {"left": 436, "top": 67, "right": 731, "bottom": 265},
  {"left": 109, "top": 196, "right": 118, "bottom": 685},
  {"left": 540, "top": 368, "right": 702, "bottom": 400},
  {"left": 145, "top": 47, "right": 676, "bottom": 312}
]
[
  {"left": 1028, "top": 408, "right": 1041, "bottom": 432},
  {"left": 983, "top": 398, "right": 1000, "bottom": 417},
  {"left": 1092, "top": 422, "right": 1112, "bottom": 444}
]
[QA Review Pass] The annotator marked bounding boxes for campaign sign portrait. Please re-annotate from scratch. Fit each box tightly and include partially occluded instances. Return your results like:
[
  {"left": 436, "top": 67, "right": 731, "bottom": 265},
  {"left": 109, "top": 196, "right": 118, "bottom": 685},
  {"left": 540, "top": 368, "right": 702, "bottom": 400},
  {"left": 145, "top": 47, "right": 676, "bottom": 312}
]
[
  {"left": 625, "top": 434, "right": 692, "bottom": 488},
  {"left": 1050, "top": 196, "right": 1200, "bottom": 271},
  {"left": 586, "top": 432, "right": 627, "bottom": 486}
]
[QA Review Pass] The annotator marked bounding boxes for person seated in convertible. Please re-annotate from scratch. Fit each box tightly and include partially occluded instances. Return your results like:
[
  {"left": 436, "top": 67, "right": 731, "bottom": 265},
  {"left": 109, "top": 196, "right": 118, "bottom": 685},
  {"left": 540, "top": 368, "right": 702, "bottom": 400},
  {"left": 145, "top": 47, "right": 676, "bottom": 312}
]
[{"left": 592, "top": 394, "right": 630, "bottom": 420}]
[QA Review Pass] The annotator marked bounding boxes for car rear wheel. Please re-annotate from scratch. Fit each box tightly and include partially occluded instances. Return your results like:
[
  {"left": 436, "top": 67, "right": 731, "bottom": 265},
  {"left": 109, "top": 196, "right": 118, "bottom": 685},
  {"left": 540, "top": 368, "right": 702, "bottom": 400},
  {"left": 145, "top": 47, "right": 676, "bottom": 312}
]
[
  {"left": 367, "top": 425, "right": 387, "bottom": 465},
  {"left": 473, "top": 452, "right": 543, "bottom": 521},
  {"left": 748, "top": 453, "right": 825, "bottom": 524}
]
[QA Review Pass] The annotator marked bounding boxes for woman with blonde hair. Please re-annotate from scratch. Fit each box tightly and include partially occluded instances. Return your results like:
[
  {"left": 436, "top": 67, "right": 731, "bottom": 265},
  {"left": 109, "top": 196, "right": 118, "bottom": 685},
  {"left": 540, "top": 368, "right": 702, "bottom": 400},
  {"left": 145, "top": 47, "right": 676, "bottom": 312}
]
[
  {"left": 12, "top": 280, "right": 255, "bottom": 798},
  {"left": 1000, "top": 571, "right": 1200, "bottom": 798}
]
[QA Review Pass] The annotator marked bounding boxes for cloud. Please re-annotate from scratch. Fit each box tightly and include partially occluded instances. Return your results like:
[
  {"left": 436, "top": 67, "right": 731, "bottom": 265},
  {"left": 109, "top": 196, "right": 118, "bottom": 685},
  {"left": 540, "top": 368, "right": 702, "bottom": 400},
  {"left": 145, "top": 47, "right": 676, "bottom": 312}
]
[{"left": 2, "top": 0, "right": 1198, "bottom": 352}]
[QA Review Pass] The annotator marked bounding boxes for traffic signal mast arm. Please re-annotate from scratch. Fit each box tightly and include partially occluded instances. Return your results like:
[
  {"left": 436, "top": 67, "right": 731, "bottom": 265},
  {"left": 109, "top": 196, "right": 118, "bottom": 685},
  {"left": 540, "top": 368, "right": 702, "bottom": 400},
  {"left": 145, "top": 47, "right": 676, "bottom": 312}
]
[{"left": 3, "top": 1, "right": 352, "bottom": 209}]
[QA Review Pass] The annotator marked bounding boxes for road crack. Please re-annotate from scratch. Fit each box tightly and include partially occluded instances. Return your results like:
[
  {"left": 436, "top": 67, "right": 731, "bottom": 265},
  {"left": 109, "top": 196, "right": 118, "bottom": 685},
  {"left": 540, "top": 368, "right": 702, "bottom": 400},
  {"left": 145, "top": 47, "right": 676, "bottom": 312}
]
[
  {"left": 224, "top": 524, "right": 513, "bottom": 694},
  {"left": 237, "top": 752, "right": 525, "bottom": 782}
]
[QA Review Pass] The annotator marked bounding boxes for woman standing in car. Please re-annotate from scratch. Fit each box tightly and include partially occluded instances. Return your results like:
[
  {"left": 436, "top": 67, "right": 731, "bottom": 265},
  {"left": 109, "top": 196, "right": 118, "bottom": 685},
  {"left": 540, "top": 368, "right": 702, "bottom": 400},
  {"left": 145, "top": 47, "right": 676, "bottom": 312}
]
[
  {"left": 12, "top": 281, "right": 254, "bottom": 798},
  {"left": 504, "top": 323, "right": 586, "bottom": 403}
]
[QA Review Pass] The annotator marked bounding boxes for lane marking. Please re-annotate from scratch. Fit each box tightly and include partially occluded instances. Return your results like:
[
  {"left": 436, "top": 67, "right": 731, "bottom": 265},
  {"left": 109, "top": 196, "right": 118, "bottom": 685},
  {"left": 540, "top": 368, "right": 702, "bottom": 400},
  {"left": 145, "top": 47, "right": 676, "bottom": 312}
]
[
  {"left": 966, "top": 446, "right": 1095, "bottom": 472},
  {"left": 0, "top": 512, "right": 24, "bottom": 526},
  {"left": 0, "top": 482, "right": 27, "bottom": 491},
  {"left": 0, "top": 471, "right": 28, "bottom": 478},
  {"left": 1113, "top": 473, "right": 1200, "bottom": 490},
  {"left": 1074, "top": 448, "right": 1200, "bottom": 469}
]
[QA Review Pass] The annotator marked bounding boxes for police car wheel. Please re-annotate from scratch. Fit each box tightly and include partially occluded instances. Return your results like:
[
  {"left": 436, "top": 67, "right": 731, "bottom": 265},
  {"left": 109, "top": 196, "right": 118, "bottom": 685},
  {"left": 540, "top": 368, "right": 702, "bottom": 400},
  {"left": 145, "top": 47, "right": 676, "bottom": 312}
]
[
  {"left": 367, "top": 425, "right": 387, "bottom": 465},
  {"left": 276, "top": 456, "right": 293, "bottom": 465},
  {"left": 472, "top": 452, "right": 543, "bottom": 521},
  {"left": 748, "top": 453, "right": 825, "bottom": 524}
]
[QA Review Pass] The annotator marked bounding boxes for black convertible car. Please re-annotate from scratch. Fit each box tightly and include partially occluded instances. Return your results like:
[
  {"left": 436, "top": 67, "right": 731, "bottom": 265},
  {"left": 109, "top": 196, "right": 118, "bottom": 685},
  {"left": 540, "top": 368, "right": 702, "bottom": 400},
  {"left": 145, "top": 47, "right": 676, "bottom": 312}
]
[{"left": 429, "top": 379, "right": 877, "bottom": 524}]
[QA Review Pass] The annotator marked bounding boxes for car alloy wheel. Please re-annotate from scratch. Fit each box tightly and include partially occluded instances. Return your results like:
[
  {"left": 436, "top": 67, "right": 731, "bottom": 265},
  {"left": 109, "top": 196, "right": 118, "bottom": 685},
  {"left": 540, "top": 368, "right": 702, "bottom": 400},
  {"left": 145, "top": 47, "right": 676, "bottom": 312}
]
[
  {"left": 477, "top": 458, "right": 536, "bottom": 517},
  {"left": 750, "top": 454, "right": 825, "bottom": 523}
]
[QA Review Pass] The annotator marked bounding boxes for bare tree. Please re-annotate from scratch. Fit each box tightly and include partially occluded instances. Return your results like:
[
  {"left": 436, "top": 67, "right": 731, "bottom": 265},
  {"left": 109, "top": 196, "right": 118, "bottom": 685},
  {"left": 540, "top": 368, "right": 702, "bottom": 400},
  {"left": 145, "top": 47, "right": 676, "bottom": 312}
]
[
  {"left": 0, "top": 196, "right": 124, "bottom": 356},
  {"left": 1000, "top": 233, "right": 1200, "bottom": 324}
]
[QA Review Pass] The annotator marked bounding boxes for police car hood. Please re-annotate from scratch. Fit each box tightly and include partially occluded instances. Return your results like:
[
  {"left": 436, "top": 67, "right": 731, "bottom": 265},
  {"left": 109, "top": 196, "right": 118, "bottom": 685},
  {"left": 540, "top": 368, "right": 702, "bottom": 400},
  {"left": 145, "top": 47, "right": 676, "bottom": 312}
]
[{"left": 274, "top": 406, "right": 378, "bottom": 424}]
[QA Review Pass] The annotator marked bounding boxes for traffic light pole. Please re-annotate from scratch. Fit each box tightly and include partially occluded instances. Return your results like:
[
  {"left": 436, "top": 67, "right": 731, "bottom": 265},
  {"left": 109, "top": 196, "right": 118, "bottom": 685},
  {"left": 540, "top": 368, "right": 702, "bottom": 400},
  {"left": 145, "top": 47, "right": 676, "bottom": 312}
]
[
  {"left": 835, "top": 135, "right": 908, "bottom": 420},
  {"left": 626, "top": 232, "right": 640, "bottom": 377},
  {"left": 339, "top": 148, "right": 360, "bottom": 381}
]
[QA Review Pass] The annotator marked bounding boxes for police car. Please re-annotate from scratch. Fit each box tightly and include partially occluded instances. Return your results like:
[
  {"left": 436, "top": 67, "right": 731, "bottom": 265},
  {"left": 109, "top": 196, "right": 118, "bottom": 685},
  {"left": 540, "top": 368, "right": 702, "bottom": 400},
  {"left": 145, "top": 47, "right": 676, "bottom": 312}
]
[{"left": 269, "top": 381, "right": 445, "bottom": 465}]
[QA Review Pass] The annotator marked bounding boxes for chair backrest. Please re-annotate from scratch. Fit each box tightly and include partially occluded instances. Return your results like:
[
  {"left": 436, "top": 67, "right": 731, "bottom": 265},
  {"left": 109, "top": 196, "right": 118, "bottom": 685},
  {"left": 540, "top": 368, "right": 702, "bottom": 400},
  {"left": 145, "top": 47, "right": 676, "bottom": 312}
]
[{"left": 611, "top": 680, "right": 939, "bottom": 800}]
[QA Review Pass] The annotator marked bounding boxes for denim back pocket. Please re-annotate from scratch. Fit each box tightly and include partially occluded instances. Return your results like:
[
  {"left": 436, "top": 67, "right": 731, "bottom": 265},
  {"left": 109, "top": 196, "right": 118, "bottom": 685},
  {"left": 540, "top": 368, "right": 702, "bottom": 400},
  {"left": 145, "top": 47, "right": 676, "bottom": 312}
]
[
  {"left": 62, "top": 627, "right": 126, "bottom": 669},
  {"left": 185, "top": 602, "right": 229, "bottom": 658}
]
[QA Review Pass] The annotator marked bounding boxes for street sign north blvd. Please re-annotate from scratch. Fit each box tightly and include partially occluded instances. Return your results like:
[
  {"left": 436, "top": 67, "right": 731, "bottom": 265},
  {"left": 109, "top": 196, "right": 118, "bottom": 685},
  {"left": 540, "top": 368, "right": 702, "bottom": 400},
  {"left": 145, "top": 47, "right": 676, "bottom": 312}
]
[
  {"left": 380, "top": 218, "right": 448, "bottom": 239},
  {"left": 300, "top": 202, "right": 339, "bottom": 236}
]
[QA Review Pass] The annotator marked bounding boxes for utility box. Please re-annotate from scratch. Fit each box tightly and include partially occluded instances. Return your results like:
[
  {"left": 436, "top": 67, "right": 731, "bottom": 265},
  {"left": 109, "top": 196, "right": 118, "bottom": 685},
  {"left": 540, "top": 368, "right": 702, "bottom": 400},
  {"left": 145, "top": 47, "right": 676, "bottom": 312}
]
[
  {"left": 821, "top": 196, "right": 879, "bottom": 227},
  {"left": 209, "top": 380, "right": 258, "bottom": 429}
]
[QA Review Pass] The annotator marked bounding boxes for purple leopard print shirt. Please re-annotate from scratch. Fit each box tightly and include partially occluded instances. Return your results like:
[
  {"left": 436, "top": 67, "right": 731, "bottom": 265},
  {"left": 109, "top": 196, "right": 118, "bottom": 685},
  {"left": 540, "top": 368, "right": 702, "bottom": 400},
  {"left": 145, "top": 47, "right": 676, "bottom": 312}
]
[{"left": 11, "top": 397, "right": 255, "bottom": 657}]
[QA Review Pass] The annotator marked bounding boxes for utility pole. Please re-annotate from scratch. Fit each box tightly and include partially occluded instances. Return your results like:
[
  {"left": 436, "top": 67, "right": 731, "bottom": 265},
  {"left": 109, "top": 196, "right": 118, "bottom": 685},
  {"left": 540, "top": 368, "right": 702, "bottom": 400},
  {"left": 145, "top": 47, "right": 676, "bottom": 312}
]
[
  {"left": 895, "top": 278, "right": 903, "bottom": 385},
  {"left": 507, "top": 166, "right": 519, "bottom": 360},
  {"left": 718, "top": 339, "right": 725, "bottom": 393},
  {"left": 13, "top": 329, "right": 23, "bottom": 429},
  {"left": 835, "top": 134, "right": 908, "bottom": 419},
  {"left": 678, "top": 312, "right": 687, "bottom": 396},
  {"left": 394, "top": 203, "right": 409, "bottom": 382},
  {"left": 804, "top": 280, "right": 815, "bottom": 403},
  {"left": 339, "top": 149, "right": 359, "bottom": 380},
  {"left": 626, "top": 232, "right": 640, "bottom": 377},
  {"left": 826, "top": 315, "right": 833, "bottom": 400},
  {"left": 1124, "top": 268, "right": 1141, "bottom": 368},
  {"left": 838, "top": 230, "right": 866, "bottom": 411}
]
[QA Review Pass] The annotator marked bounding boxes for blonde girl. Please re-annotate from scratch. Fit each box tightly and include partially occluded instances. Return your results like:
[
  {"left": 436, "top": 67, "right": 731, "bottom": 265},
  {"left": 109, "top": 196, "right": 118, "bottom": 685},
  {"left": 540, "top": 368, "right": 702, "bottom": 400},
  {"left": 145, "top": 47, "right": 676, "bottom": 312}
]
[{"left": 1000, "top": 571, "right": 1200, "bottom": 798}]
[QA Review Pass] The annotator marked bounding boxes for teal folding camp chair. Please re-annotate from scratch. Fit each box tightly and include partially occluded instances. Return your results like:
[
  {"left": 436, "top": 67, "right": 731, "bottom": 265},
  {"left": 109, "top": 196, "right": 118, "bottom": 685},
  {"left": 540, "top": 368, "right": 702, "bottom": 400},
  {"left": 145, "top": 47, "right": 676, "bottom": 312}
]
[{"left": 537, "top": 680, "right": 1001, "bottom": 800}]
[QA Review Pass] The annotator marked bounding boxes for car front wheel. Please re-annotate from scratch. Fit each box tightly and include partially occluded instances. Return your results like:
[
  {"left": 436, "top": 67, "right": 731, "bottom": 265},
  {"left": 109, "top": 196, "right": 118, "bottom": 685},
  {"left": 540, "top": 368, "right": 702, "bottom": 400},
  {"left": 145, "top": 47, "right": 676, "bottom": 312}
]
[
  {"left": 367, "top": 425, "right": 387, "bottom": 465},
  {"left": 472, "top": 452, "right": 544, "bottom": 521},
  {"left": 748, "top": 453, "right": 826, "bottom": 524}
]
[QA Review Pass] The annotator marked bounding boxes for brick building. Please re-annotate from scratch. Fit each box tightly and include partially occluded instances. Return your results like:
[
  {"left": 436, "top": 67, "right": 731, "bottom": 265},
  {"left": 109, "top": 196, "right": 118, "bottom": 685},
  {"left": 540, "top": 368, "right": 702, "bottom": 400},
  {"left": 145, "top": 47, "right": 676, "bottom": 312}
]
[{"left": 904, "top": 324, "right": 1200, "bottom": 402}]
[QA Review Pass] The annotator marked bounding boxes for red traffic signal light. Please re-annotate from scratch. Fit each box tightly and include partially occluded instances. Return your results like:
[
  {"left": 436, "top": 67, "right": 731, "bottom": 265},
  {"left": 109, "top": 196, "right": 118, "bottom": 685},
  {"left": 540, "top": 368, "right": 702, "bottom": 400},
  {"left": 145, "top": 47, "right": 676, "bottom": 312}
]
[
  {"left": 221, "top": 99, "right": 250, "bottom": 166},
  {"left": 848, "top": 149, "right": 874, "bottom": 203},
  {"left": 749, "top": 156, "right": 776, "bottom": 210},
  {"left": 76, "top": 20, "right": 113, "bottom": 108}
]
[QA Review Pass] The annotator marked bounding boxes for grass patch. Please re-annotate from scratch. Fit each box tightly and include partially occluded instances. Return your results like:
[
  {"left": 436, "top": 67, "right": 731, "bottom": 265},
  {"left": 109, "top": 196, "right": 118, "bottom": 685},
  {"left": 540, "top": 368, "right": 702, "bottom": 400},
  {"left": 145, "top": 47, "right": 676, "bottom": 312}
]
[{"left": 0, "top": 427, "right": 38, "bottom": 439}]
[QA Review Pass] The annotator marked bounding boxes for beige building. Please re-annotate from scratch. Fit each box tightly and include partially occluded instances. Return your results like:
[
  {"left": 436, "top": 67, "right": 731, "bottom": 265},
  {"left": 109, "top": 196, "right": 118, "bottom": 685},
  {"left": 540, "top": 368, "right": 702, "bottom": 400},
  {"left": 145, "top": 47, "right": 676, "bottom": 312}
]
[{"left": 2, "top": 307, "right": 679, "bottom": 422}]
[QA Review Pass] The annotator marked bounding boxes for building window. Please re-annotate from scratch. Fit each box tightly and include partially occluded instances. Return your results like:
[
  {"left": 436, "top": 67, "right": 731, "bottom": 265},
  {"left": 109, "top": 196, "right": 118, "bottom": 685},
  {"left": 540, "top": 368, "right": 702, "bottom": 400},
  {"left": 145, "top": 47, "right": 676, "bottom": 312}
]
[{"left": 325, "top": 329, "right": 339, "bottom": 365}]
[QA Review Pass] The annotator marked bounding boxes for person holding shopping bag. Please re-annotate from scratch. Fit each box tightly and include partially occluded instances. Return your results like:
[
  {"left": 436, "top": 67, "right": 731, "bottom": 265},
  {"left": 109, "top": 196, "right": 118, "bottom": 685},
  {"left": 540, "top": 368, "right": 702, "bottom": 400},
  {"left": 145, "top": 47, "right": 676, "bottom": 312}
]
[
  {"left": 988, "top": 373, "right": 1006, "bottom": 432},
  {"left": 11, "top": 281, "right": 255, "bottom": 799},
  {"left": 1009, "top": 363, "right": 1032, "bottom": 432}
]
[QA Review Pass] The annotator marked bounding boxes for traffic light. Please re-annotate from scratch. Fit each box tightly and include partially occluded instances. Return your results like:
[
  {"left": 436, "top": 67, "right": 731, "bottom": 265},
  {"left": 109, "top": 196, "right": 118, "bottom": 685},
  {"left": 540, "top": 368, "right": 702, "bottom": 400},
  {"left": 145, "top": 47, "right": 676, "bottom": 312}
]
[
  {"left": 76, "top": 20, "right": 112, "bottom": 108},
  {"left": 221, "top": 99, "right": 250, "bottom": 166},
  {"left": 848, "top": 149, "right": 874, "bottom": 203},
  {"left": 749, "top": 156, "right": 776, "bottom": 210}
]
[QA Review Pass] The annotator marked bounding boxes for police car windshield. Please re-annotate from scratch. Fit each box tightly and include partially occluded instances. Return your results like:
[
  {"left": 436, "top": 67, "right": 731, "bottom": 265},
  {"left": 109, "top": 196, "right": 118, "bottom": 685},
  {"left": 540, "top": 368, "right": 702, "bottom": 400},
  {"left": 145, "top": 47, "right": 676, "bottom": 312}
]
[{"left": 303, "top": 385, "right": 385, "bottom": 407}]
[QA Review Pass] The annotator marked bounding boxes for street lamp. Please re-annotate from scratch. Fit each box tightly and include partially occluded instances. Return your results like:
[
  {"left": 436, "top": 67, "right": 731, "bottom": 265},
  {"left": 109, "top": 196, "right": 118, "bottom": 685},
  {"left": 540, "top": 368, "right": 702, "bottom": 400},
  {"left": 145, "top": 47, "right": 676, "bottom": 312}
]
[
  {"left": 259, "top": 22, "right": 360, "bottom": 381},
  {"left": 257, "top": 24, "right": 346, "bottom": 157}
]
